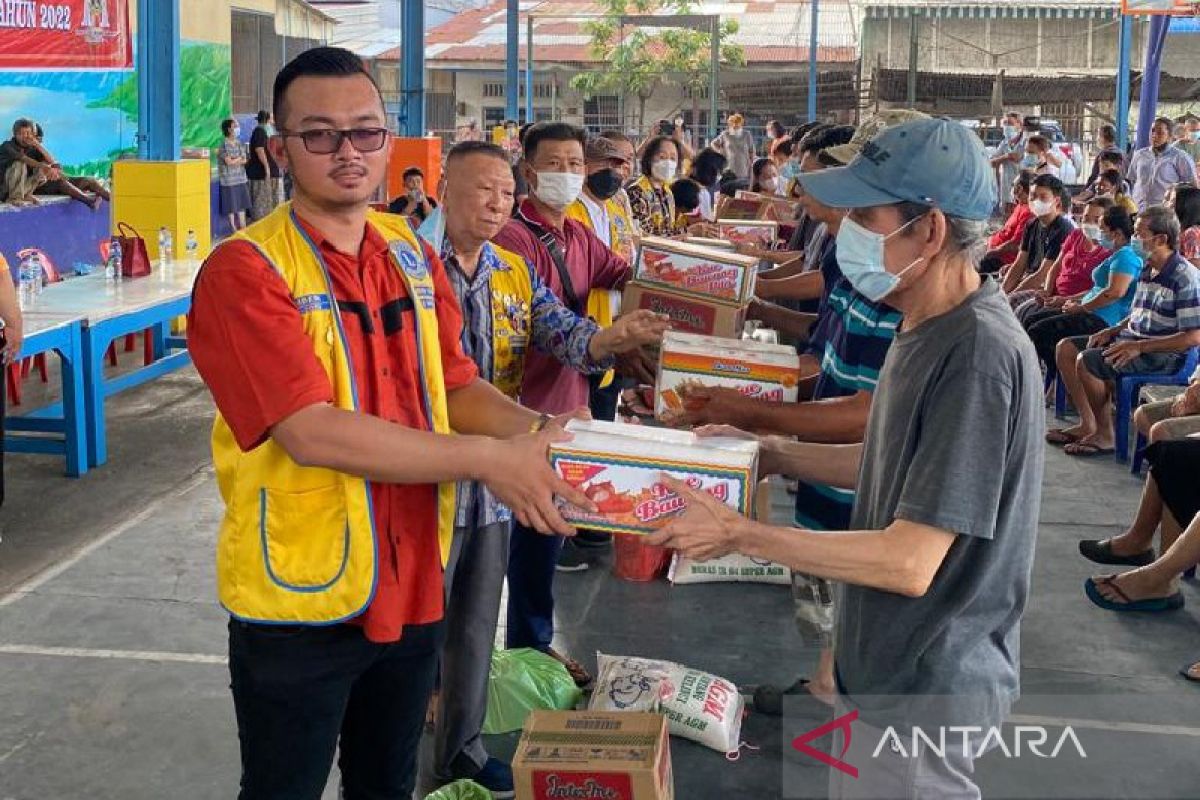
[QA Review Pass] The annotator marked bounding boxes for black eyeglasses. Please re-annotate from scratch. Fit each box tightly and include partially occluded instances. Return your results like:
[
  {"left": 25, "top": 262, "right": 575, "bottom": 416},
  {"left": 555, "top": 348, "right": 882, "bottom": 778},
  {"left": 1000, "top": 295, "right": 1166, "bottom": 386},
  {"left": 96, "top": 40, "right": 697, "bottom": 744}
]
[{"left": 280, "top": 127, "right": 388, "bottom": 155}]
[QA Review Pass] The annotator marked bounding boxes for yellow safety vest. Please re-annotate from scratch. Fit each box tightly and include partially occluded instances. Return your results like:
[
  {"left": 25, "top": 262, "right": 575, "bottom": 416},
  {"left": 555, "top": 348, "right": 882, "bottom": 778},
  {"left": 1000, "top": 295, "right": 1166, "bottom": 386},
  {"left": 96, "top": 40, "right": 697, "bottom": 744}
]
[
  {"left": 567, "top": 194, "right": 635, "bottom": 389},
  {"left": 210, "top": 204, "right": 456, "bottom": 625},
  {"left": 486, "top": 243, "right": 537, "bottom": 399}
]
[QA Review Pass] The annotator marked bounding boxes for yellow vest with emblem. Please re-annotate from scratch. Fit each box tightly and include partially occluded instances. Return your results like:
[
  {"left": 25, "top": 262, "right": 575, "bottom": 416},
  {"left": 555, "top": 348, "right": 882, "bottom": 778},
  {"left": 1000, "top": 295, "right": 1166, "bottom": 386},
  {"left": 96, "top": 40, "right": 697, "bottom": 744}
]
[
  {"left": 485, "top": 243, "right": 536, "bottom": 399},
  {"left": 210, "top": 203, "right": 456, "bottom": 625},
  {"left": 566, "top": 194, "right": 635, "bottom": 389}
]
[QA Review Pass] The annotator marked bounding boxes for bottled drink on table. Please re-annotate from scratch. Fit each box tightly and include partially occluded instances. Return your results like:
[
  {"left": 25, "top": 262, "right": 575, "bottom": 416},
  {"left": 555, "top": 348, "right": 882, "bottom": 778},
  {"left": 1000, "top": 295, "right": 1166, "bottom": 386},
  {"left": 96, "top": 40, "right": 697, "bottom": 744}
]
[
  {"left": 29, "top": 252, "right": 44, "bottom": 298},
  {"left": 158, "top": 227, "right": 173, "bottom": 268},
  {"left": 107, "top": 236, "right": 122, "bottom": 282},
  {"left": 17, "top": 254, "right": 36, "bottom": 309},
  {"left": 185, "top": 229, "right": 199, "bottom": 268}
]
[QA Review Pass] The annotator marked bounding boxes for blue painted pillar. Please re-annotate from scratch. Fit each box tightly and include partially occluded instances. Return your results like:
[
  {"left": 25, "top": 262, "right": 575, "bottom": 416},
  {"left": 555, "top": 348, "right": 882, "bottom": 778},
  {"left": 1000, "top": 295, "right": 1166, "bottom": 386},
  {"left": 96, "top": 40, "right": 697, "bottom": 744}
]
[
  {"left": 136, "top": 0, "right": 181, "bottom": 160},
  {"left": 525, "top": 15, "right": 534, "bottom": 124},
  {"left": 1115, "top": 13, "right": 1133, "bottom": 151},
  {"left": 1135, "top": 15, "right": 1173, "bottom": 149},
  {"left": 401, "top": 0, "right": 425, "bottom": 136},
  {"left": 807, "top": 0, "right": 819, "bottom": 122},
  {"left": 506, "top": 0, "right": 520, "bottom": 122}
]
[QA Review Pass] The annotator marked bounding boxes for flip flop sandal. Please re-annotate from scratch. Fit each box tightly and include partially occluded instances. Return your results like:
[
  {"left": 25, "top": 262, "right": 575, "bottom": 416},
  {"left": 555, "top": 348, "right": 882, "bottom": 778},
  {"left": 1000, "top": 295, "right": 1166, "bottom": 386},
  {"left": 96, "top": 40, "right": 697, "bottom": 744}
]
[
  {"left": 1064, "top": 442, "right": 1116, "bottom": 458},
  {"left": 1078, "top": 538, "right": 1156, "bottom": 567},
  {"left": 1179, "top": 661, "right": 1200, "bottom": 683},
  {"left": 749, "top": 678, "right": 831, "bottom": 718},
  {"left": 1084, "top": 576, "right": 1185, "bottom": 613},
  {"left": 1045, "top": 429, "right": 1081, "bottom": 446}
]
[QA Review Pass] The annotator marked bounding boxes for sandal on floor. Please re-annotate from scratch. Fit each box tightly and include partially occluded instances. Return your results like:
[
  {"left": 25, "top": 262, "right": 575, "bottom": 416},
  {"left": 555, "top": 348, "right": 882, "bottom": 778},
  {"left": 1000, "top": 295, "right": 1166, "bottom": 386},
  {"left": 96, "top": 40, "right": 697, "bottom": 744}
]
[
  {"left": 1045, "top": 429, "right": 1081, "bottom": 446},
  {"left": 1064, "top": 441, "right": 1115, "bottom": 457},
  {"left": 1078, "top": 538, "right": 1156, "bottom": 567},
  {"left": 750, "top": 677, "right": 832, "bottom": 718},
  {"left": 546, "top": 647, "right": 593, "bottom": 688},
  {"left": 1084, "top": 576, "right": 1184, "bottom": 613},
  {"left": 1179, "top": 661, "right": 1200, "bottom": 683}
]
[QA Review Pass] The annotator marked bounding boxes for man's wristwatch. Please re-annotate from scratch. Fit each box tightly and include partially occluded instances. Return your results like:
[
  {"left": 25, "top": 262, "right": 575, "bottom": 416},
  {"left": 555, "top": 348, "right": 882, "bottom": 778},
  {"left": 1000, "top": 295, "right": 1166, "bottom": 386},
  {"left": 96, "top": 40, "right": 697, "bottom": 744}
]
[{"left": 530, "top": 413, "right": 552, "bottom": 433}]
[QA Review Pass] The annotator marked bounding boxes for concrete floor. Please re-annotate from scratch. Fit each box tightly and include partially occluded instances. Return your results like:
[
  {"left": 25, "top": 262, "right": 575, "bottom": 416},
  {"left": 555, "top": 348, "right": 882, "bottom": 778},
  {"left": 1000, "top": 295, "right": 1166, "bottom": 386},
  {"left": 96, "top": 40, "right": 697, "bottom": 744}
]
[{"left": 1, "top": 363, "right": 1199, "bottom": 799}]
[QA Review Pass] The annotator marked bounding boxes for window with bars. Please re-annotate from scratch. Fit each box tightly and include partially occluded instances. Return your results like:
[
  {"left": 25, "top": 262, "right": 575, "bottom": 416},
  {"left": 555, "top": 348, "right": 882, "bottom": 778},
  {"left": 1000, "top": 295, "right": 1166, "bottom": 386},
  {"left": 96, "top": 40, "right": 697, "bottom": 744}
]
[
  {"left": 483, "top": 82, "right": 553, "bottom": 99},
  {"left": 583, "top": 96, "right": 620, "bottom": 133}
]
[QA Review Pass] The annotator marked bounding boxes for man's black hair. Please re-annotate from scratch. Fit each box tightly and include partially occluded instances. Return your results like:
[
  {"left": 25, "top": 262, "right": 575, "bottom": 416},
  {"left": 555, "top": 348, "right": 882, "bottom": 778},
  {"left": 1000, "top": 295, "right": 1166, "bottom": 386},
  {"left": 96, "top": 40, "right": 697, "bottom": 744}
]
[
  {"left": 12, "top": 117, "right": 33, "bottom": 137},
  {"left": 257, "top": 110, "right": 271, "bottom": 124},
  {"left": 799, "top": 124, "right": 854, "bottom": 156},
  {"left": 688, "top": 148, "right": 728, "bottom": 188},
  {"left": 522, "top": 121, "right": 586, "bottom": 163},
  {"left": 402, "top": 166, "right": 424, "bottom": 181},
  {"left": 1032, "top": 173, "right": 1068, "bottom": 210},
  {"left": 789, "top": 121, "right": 823, "bottom": 146},
  {"left": 670, "top": 177, "right": 702, "bottom": 212},
  {"left": 273, "top": 46, "right": 382, "bottom": 128}
]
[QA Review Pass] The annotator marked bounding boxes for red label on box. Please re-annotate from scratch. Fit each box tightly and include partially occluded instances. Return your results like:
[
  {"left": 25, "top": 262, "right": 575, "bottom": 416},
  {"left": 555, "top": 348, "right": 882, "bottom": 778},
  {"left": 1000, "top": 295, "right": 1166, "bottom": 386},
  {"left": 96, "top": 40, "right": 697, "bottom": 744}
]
[
  {"left": 636, "top": 292, "right": 716, "bottom": 335},
  {"left": 531, "top": 771, "right": 634, "bottom": 799}
]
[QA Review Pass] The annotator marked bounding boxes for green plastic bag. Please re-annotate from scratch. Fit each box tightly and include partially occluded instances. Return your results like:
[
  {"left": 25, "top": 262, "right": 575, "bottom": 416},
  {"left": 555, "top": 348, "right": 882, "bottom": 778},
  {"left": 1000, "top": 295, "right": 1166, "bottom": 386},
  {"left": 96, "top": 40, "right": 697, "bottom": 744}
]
[
  {"left": 482, "top": 647, "right": 583, "bottom": 734},
  {"left": 423, "top": 779, "right": 491, "bottom": 800}
]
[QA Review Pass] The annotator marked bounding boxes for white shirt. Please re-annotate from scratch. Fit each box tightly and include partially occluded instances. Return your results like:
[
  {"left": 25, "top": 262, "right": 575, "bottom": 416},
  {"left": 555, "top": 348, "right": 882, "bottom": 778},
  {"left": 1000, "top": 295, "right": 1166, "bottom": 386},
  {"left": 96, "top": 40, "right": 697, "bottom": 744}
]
[
  {"left": 698, "top": 187, "right": 715, "bottom": 222},
  {"left": 579, "top": 192, "right": 612, "bottom": 247}
]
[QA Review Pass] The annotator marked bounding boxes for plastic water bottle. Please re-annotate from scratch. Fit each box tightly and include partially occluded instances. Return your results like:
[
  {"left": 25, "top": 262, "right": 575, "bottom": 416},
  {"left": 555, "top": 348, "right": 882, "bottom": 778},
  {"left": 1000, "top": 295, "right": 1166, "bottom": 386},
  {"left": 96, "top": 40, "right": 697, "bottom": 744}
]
[
  {"left": 17, "top": 254, "right": 35, "bottom": 309},
  {"left": 28, "top": 252, "right": 45, "bottom": 299},
  {"left": 106, "top": 236, "right": 121, "bottom": 282},
  {"left": 185, "top": 229, "right": 199, "bottom": 268},
  {"left": 158, "top": 227, "right": 173, "bottom": 268}
]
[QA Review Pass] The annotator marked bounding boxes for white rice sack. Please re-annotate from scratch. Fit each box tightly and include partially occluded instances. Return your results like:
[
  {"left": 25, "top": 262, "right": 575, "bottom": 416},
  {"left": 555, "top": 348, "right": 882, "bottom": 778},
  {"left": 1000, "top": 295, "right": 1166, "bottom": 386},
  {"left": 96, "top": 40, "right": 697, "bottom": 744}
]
[
  {"left": 668, "top": 552, "right": 791, "bottom": 585},
  {"left": 590, "top": 652, "right": 744, "bottom": 754}
]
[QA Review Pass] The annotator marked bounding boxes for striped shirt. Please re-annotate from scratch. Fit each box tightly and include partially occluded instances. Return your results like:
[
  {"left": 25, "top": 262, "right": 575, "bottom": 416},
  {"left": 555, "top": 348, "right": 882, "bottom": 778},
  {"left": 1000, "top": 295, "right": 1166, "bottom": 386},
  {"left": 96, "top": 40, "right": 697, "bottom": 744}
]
[
  {"left": 443, "top": 239, "right": 611, "bottom": 529},
  {"left": 795, "top": 258, "right": 902, "bottom": 531},
  {"left": 1123, "top": 253, "right": 1200, "bottom": 342}
]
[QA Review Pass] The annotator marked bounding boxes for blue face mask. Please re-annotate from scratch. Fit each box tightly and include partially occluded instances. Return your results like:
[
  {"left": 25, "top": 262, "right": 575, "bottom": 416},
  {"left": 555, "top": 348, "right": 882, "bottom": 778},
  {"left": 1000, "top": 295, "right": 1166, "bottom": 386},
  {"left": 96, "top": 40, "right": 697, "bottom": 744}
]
[
  {"left": 835, "top": 215, "right": 925, "bottom": 303},
  {"left": 1003, "top": 125, "right": 1018, "bottom": 139},
  {"left": 1132, "top": 238, "right": 1150, "bottom": 259},
  {"left": 1021, "top": 153, "right": 1039, "bottom": 169},
  {"left": 1099, "top": 234, "right": 1116, "bottom": 250},
  {"left": 780, "top": 160, "right": 801, "bottom": 180}
]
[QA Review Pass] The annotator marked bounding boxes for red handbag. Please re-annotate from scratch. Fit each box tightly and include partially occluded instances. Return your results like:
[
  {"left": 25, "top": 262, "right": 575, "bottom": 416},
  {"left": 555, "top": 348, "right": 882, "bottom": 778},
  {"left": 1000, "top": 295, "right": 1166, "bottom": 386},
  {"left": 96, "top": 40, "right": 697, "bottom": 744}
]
[{"left": 115, "top": 222, "right": 151, "bottom": 278}]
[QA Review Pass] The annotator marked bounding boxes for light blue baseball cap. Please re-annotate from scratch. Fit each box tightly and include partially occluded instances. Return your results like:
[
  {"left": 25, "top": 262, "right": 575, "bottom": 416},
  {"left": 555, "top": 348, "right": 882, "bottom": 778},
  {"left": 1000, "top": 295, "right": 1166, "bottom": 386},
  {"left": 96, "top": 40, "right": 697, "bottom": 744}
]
[{"left": 797, "top": 117, "right": 997, "bottom": 221}]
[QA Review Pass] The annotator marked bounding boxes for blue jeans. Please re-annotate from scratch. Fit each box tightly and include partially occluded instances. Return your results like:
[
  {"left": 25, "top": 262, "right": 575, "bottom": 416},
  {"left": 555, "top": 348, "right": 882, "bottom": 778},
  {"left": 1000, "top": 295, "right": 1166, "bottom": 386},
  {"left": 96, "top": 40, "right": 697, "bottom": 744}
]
[{"left": 505, "top": 521, "right": 564, "bottom": 650}]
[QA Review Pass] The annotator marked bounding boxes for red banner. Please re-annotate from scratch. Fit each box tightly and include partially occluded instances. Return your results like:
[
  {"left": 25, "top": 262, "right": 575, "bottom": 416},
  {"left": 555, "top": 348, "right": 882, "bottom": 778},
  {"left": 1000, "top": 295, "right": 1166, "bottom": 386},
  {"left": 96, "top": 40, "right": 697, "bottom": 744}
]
[{"left": 0, "top": 0, "right": 132, "bottom": 70}]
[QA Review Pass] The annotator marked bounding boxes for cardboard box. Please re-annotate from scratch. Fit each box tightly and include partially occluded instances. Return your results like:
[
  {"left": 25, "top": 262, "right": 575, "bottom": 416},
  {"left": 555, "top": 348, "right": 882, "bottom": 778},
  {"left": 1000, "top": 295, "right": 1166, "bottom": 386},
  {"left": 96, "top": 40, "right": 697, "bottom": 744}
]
[
  {"left": 655, "top": 331, "right": 801, "bottom": 417},
  {"left": 622, "top": 281, "right": 746, "bottom": 339},
  {"left": 682, "top": 236, "right": 736, "bottom": 251},
  {"left": 634, "top": 236, "right": 758, "bottom": 304},
  {"left": 714, "top": 194, "right": 763, "bottom": 220},
  {"left": 548, "top": 419, "right": 758, "bottom": 535},
  {"left": 514, "top": 711, "right": 674, "bottom": 800},
  {"left": 715, "top": 219, "right": 779, "bottom": 248}
]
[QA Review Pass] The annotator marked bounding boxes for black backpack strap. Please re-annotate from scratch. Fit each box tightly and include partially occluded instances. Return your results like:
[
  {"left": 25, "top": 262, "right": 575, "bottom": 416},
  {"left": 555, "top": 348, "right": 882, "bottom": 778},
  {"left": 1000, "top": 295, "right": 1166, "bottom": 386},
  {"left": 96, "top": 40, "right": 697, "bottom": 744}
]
[{"left": 518, "top": 216, "right": 581, "bottom": 313}]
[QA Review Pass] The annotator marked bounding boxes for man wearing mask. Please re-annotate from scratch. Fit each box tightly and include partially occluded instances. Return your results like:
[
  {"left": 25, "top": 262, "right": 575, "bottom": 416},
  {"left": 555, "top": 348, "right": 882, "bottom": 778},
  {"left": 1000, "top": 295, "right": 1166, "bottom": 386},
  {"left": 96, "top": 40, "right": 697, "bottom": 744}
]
[
  {"left": 493, "top": 121, "right": 635, "bottom": 686},
  {"left": 1129, "top": 117, "right": 1197, "bottom": 212},
  {"left": 428, "top": 140, "right": 666, "bottom": 796},
  {"left": 652, "top": 119, "right": 1043, "bottom": 800},
  {"left": 710, "top": 112, "right": 756, "bottom": 181},
  {"left": 1001, "top": 175, "right": 1074, "bottom": 295},
  {"left": 989, "top": 111, "right": 1026, "bottom": 209}
]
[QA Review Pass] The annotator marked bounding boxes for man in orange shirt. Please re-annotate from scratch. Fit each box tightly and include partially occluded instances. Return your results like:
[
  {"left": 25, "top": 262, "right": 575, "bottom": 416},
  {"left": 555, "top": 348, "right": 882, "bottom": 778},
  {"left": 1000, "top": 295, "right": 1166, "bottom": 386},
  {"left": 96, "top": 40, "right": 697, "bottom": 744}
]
[{"left": 188, "top": 48, "right": 593, "bottom": 800}]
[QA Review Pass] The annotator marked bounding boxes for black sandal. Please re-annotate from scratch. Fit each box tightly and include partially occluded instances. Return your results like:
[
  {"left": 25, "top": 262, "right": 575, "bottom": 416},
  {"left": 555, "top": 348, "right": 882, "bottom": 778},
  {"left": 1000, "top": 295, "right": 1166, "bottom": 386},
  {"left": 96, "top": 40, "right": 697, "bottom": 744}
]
[
  {"left": 1078, "top": 538, "right": 1155, "bottom": 567},
  {"left": 749, "top": 678, "right": 831, "bottom": 718}
]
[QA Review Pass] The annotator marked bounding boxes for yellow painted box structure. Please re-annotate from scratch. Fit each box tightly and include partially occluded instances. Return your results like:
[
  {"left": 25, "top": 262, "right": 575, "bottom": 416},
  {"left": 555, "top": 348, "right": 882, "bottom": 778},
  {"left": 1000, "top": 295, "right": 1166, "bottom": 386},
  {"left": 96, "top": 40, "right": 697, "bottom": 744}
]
[{"left": 112, "top": 159, "right": 213, "bottom": 262}]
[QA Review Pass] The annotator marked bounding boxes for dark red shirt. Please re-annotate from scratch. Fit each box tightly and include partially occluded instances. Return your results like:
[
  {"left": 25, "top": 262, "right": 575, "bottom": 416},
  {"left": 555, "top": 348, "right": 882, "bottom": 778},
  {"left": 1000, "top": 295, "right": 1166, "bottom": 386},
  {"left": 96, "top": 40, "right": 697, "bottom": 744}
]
[
  {"left": 188, "top": 214, "right": 478, "bottom": 642},
  {"left": 492, "top": 200, "right": 630, "bottom": 414}
]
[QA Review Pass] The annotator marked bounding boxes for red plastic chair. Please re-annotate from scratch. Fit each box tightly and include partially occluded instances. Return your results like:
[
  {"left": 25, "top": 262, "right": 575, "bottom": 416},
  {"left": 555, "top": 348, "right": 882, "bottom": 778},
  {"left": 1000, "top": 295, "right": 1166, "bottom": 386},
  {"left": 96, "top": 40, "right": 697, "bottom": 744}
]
[{"left": 5, "top": 361, "right": 20, "bottom": 406}]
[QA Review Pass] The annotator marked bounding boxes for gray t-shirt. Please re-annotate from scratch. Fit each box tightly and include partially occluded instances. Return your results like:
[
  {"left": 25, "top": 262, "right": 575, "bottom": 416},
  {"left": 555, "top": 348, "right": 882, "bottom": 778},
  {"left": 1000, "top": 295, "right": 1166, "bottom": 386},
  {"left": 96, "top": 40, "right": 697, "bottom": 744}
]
[{"left": 835, "top": 279, "right": 1045, "bottom": 731}]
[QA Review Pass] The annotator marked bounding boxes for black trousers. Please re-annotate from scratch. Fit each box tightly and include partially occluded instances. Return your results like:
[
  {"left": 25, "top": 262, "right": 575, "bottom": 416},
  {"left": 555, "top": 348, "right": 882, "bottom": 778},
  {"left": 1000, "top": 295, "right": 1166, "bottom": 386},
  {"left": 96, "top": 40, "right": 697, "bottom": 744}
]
[
  {"left": 228, "top": 618, "right": 443, "bottom": 800},
  {"left": 1024, "top": 308, "right": 1108, "bottom": 383},
  {"left": 1147, "top": 439, "right": 1200, "bottom": 528}
]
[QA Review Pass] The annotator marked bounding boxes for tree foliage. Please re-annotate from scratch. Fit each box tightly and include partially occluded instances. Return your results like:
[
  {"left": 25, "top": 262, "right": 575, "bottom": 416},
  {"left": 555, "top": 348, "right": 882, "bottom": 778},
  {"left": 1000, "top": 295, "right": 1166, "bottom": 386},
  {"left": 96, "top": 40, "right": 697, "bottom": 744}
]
[{"left": 568, "top": 0, "right": 745, "bottom": 130}]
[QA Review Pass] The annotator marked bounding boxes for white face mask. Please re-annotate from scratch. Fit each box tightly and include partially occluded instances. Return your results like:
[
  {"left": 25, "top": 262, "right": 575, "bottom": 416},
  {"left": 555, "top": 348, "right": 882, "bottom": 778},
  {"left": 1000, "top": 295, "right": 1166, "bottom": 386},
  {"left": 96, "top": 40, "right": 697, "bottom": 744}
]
[
  {"left": 1029, "top": 198, "right": 1055, "bottom": 217},
  {"left": 532, "top": 171, "right": 584, "bottom": 209},
  {"left": 761, "top": 176, "right": 778, "bottom": 192},
  {"left": 651, "top": 159, "right": 677, "bottom": 182},
  {"left": 1082, "top": 223, "right": 1102, "bottom": 243}
]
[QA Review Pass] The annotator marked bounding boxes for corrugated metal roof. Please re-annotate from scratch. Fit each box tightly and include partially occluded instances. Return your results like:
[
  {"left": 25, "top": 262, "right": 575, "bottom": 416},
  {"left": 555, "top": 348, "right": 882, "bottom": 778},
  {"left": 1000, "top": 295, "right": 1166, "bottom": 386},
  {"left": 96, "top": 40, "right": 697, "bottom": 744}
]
[{"left": 424, "top": 0, "right": 860, "bottom": 66}]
